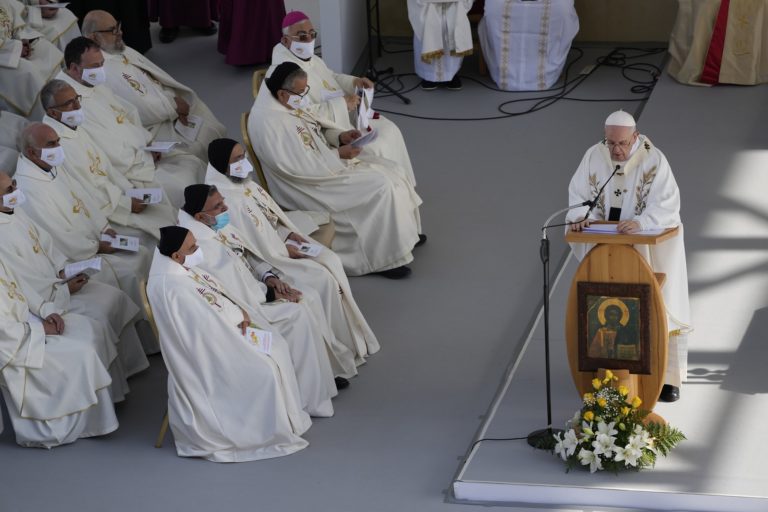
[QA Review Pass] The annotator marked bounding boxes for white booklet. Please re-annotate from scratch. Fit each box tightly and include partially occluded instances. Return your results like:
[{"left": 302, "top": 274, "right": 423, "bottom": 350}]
[
  {"left": 350, "top": 128, "right": 377, "bottom": 148},
  {"left": 245, "top": 326, "right": 273, "bottom": 355},
  {"left": 174, "top": 114, "right": 203, "bottom": 142},
  {"left": 355, "top": 87, "right": 374, "bottom": 131},
  {"left": 285, "top": 239, "right": 323, "bottom": 257},
  {"left": 143, "top": 141, "right": 178, "bottom": 153},
  {"left": 63, "top": 257, "right": 102, "bottom": 281},
  {"left": 582, "top": 224, "right": 665, "bottom": 236},
  {"left": 100, "top": 233, "right": 140, "bottom": 252},
  {"left": 127, "top": 188, "right": 163, "bottom": 204}
]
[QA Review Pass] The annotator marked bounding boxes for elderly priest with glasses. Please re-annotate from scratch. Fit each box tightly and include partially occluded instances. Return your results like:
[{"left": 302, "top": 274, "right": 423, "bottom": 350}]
[{"left": 565, "top": 110, "right": 691, "bottom": 404}]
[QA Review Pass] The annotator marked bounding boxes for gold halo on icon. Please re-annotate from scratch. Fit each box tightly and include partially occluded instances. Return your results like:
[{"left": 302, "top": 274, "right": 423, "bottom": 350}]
[{"left": 597, "top": 298, "right": 630, "bottom": 326}]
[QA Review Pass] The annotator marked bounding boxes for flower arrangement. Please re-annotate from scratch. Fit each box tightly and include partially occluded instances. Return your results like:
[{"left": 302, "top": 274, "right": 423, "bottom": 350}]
[{"left": 553, "top": 370, "right": 685, "bottom": 473}]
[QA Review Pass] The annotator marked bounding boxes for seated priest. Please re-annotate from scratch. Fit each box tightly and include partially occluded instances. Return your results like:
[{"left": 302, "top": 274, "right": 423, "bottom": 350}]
[
  {"left": 0, "top": 0, "right": 63, "bottom": 118},
  {"left": 82, "top": 9, "right": 226, "bottom": 162},
  {"left": 206, "top": 138, "right": 380, "bottom": 368},
  {"left": 58, "top": 37, "right": 206, "bottom": 207},
  {"left": 0, "top": 170, "right": 149, "bottom": 393},
  {"left": 146, "top": 226, "right": 312, "bottom": 462},
  {"left": 406, "top": 0, "right": 473, "bottom": 90},
  {"left": 14, "top": 122, "right": 157, "bottom": 352},
  {"left": 249, "top": 62, "right": 424, "bottom": 279},
  {"left": 0, "top": 109, "right": 27, "bottom": 171},
  {"left": 178, "top": 184, "right": 357, "bottom": 387},
  {"left": 478, "top": 0, "right": 579, "bottom": 91},
  {"left": 0, "top": 259, "right": 118, "bottom": 448},
  {"left": 566, "top": 111, "right": 691, "bottom": 403},
  {"left": 21, "top": 0, "right": 81, "bottom": 51},
  {"left": 273, "top": 11, "right": 418, "bottom": 188},
  {"left": 40, "top": 79, "right": 177, "bottom": 241}
]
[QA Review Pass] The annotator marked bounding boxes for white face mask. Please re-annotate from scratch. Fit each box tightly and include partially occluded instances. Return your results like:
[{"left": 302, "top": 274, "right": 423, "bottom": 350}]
[
  {"left": 2, "top": 188, "right": 26, "bottom": 209},
  {"left": 40, "top": 146, "right": 66, "bottom": 167},
  {"left": 81, "top": 66, "right": 107, "bottom": 86},
  {"left": 182, "top": 247, "right": 205, "bottom": 268},
  {"left": 289, "top": 40, "right": 315, "bottom": 60},
  {"left": 60, "top": 108, "right": 85, "bottom": 128},
  {"left": 287, "top": 94, "right": 310, "bottom": 110},
  {"left": 229, "top": 158, "right": 253, "bottom": 179}
]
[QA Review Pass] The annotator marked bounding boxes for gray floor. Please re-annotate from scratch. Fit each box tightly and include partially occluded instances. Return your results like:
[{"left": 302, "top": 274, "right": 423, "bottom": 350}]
[{"left": 0, "top": 29, "right": 749, "bottom": 512}]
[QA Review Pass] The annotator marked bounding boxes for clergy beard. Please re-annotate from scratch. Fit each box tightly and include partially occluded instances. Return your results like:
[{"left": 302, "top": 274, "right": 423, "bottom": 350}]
[{"left": 101, "top": 39, "right": 125, "bottom": 54}]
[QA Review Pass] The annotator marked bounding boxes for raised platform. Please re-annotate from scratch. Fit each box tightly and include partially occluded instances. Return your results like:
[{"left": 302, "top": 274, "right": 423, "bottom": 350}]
[{"left": 451, "top": 74, "right": 768, "bottom": 511}]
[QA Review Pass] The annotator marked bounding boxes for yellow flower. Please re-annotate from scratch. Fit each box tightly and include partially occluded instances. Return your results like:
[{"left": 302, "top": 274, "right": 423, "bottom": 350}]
[
  {"left": 583, "top": 411, "right": 595, "bottom": 422},
  {"left": 631, "top": 396, "right": 642, "bottom": 409},
  {"left": 597, "top": 398, "right": 607, "bottom": 408},
  {"left": 621, "top": 406, "right": 631, "bottom": 416},
  {"left": 583, "top": 393, "right": 594, "bottom": 402},
  {"left": 592, "top": 378, "right": 602, "bottom": 390},
  {"left": 602, "top": 369, "right": 615, "bottom": 383},
  {"left": 618, "top": 385, "right": 629, "bottom": 396}
]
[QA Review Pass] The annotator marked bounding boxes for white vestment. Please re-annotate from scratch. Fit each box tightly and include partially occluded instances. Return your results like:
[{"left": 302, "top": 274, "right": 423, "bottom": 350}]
[
  {"left": 147, "top": 250, "right": 311, "bottom": 462},
  {"left": 269, "top": 43, "right": 417, "bottom": 187},
  {"left": 101, "top": 45, "right": 226, "bottom": 162},
  {"left": 0, "top": 209, "right": 148, "bottom": 387},
  {"left": 0, "top": 0, "right": 63, "bottom": 118},
  {"left": 177, "top": 210, "right": 336, "bottom": 415},
  {"left": 14, "top": 155, "right": 153, "bottom": 335},
  {"left": 56, "top": 70, "right": 206, "bottom": 208},
  {"left": 0, "top": 109, "right": 26, "bottom": 172},
  {"left": 206, "top": 165, "right": 380, "bottom": 367},
  {"left": 43, "top": 115, "right": 176, "bottom": 240},
  {"left": 249, "top": 88, "right": 422, "bottom": 275},
  {"left": 22, "top": 0, "right": 79, "bottom": 51},
  {"left": 0, "top": 259, "right": 118, "bottom": 448},
  {"left": 478, "top": 0, "right": 578, "bottom": 91},
  {"left": 407, "top": 0, "right": 473, "bottom": 82},
  {"left": 566, "top": 136, "right": 692, "bottom": 387}
]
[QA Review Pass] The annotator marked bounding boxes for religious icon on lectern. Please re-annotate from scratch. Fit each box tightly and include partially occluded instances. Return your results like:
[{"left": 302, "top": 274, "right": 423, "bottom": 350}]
[{"left": 577, "top": 282, "right": 651, "bottom": 374}]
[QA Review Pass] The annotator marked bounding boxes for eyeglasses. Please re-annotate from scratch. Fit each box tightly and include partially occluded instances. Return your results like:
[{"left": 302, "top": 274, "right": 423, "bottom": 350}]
[
  {"left": 284, "top": 85, "right": 311, "bottom": 97},
  {"left": 52, "top": 94, "right": 82, "bottom": 110},
  {"left": 94, "top": 22, "right": 121, "bottom": 35},
  {"left": 288, "top": 30, "right": 318, "bottom": 42},
  {"left": 604, "top": 139, "right": 633, "bottom": 149}
]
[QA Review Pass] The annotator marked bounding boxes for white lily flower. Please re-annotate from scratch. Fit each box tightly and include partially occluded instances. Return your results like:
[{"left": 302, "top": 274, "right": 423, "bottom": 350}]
[
  {"left": 614, "top": 446, "right": 642, "bottom": 467},
  {"left": 562, "top": 429, "right": 579, "bottom": 457},
  {"left": 596, "top": 421, "right": 618, "bottom": 438},
  {"left": 592, "top": 433, "right": 617, "bottom": 457},
  {"left": 578, "top": 449, "right": 603, "bottom": 473}
]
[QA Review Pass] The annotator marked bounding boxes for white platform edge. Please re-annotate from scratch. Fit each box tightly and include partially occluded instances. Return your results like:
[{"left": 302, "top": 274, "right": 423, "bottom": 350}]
[{"left": 452, "top": 480, "right": 768, "bottom": 512}]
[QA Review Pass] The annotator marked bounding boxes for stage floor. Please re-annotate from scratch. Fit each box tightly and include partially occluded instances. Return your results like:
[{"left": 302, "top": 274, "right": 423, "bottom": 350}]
[{"left": 451, "top": 74, "right": 768, "bottom": 511}]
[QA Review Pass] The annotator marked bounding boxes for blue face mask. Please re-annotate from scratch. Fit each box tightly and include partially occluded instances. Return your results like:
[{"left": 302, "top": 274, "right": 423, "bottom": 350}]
[{"left": 210, "top": 211, "right": 230, "bottom": 231}]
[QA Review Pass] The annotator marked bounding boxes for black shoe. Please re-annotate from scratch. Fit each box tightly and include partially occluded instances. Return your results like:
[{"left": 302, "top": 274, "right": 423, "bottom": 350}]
[
  {"left": 195, "top": 22, "right": 217, "bottom": 36},
  {"left": 445, "top": 76, "right": 463, "bottom": 90},
  {"left": 375, "top": 265, "right": 412, "bottom": 279},
  {"left": 414, "top": 234, "right": 427, "bottom": 248},
  {"left": 159, "top": 27, "right": 179, "bottom": 43},
  {"left": 420, "top": 80, "right": 438, "bottom": 91},
  {"left": 658, "top": 384, "right": 680, "bottom": 402},
  {"left": 334, "top": 377, "right": 350, "bottom": 390}
]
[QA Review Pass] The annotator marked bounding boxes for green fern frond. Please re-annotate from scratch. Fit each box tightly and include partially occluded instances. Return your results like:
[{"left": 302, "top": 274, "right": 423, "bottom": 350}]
[{"left": 645, "top": 423, "right": 686, "bottom": 457}]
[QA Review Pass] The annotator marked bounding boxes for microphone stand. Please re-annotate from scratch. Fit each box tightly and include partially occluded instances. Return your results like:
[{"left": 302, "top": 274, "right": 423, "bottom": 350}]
[
  {"left": 365, "top": 0, "right": 411, "bottom": 105},
  {"left": 527, "top": 165, "right": 620, "bottom": 450}
]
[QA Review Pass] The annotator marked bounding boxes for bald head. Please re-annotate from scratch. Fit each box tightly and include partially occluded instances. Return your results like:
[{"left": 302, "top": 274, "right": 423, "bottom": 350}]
[
  {"left": 19, "top": 123, "right": 61, "bottom": 169},
  {"left": 83, "top": 10, "right": 124, "bottom": 54}
]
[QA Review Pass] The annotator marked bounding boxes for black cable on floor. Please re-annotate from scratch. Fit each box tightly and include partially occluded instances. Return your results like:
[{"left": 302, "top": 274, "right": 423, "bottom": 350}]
[{"left": 468, "top": 436, "right": 529, "bottom": 453}]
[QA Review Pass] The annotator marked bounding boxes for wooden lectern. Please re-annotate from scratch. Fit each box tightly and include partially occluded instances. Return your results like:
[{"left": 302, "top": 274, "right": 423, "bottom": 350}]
[{"left": 564, "top": 223, "right": 679, "bottom": 422}]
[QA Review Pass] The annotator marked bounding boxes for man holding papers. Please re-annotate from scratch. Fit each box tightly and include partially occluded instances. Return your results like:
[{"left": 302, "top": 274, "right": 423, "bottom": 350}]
[
  {"left": 566, "top": 111, "right": 691, "bottom": 403},
  {"left": 249, "top": 62, "right": 424, "bottom": 278},
  {"left": 147, "top": 226, "right": 312, "bottom": 462},
  {"left": 57, "top": 36, "right": 205, "bottom": 207},
  {"left": 40, "top": 79, "right": 176, "bottom": 241},
  {"left": 14, "top": 122, "right": 154, "bottom": 351},
  {"left": 0, "top": 171, "right": 149, "bottom": 390},
  {"left": 271, "top": 11, "right": 418, "bottom": 188},
  {"left": 205, "top": 138, "right": 380, "bottom": 369}
]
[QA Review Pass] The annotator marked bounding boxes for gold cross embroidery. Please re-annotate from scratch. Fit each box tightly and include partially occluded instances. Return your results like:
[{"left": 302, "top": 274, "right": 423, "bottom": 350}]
[
  {"left": 87, "top": 150, "right": 107, "bottom": 177},
  {"left": 71, "top": 191, "right": 91, "bottom": 218},
  {"left": 122, "top": 72, "right": 146, "bottom": 96},
  {"left": 110, "top": 104, "right": 127, "bottom": 124},
  {"left": 0, "top": 277, "right": 26, "bottom": 303}
]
